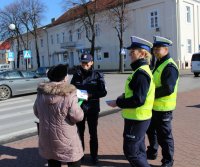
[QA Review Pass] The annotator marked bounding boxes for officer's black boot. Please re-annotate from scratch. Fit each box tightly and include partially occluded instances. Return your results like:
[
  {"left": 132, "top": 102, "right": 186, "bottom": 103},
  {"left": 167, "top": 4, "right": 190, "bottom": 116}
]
[
  {"left": 161, "top": 160, "right": 174, "bottom": 167},
  {"left": 146, "top": 147, "right": 158, "bottom": 160}
]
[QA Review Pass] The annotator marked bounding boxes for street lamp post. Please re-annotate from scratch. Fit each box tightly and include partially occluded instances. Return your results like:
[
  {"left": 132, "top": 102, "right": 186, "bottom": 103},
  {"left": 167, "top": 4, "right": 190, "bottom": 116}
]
[
  {"left": 43, "top": 27, "right": 50, "bottom": 66},
  {"left": 8, "top": 24, "right": 16, "bottom": 69}
]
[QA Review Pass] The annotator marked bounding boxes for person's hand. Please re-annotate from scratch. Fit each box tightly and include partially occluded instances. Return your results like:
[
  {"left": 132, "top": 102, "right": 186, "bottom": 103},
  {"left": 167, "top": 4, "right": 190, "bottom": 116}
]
[
  {"left": 117, "top": 93, "right": 125, "bottom": 99},
  {"left": 106, "top": 100, "right": 117, "bottom": 108}
]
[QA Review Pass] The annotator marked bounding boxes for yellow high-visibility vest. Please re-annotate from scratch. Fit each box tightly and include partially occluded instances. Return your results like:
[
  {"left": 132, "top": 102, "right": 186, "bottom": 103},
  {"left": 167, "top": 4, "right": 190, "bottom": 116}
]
[
  {"left": 122, "top": 65, "right": 155, "bottom": 121},
  {"left": 153, "top": 58, "right": 179, "bottom": 111}
]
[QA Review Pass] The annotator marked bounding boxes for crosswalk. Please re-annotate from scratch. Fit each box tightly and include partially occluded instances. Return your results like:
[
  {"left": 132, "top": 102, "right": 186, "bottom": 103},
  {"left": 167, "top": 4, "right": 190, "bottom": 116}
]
[{"left": 0, "top": 97, "right": 38, "bottom": 144}]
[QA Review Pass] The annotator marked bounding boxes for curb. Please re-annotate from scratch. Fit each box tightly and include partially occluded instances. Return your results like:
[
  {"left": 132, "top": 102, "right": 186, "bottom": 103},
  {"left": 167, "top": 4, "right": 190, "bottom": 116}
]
[{"left": 0, "top": 109, "right": 121, "bottom": 145}]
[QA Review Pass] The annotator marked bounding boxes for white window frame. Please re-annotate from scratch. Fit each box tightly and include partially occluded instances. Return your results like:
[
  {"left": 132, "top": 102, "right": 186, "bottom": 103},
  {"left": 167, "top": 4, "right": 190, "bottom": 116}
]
[
  {"left": 186, "top": 6, "right": 191, "bottom": 23},
  {"left": 149, "top": 10, "right": 159, "bottom": 28}
]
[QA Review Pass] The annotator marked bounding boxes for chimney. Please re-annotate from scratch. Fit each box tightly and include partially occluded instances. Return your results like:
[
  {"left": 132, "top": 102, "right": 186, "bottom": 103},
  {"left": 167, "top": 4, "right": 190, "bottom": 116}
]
[{"left": 51, "top": 18, "right": 55, "bottom": 23}]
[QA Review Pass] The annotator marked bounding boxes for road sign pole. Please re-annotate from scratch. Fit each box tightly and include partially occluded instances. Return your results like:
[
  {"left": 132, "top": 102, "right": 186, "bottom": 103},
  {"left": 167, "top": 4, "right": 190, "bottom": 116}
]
[{"left": 26, "top": 58, "right": 28, "bottom": 70}]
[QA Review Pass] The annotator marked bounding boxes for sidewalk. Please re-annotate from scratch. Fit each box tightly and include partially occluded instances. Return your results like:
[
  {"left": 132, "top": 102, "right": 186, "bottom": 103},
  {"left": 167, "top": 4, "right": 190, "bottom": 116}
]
[{"left": 1, "top": 88, "right": 200, "bottom": 167}]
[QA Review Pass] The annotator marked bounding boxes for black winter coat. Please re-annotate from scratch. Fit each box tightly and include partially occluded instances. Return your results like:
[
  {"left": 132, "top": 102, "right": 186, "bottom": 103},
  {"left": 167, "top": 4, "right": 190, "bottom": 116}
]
[{"left": 71, "top": 67, "right": 107, "bottom": 114}]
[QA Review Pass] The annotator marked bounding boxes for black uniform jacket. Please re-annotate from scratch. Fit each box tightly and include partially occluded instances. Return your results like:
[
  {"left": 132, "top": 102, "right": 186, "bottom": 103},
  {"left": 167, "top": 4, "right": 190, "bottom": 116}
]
[
  {"left": 116, "top": 59, "right": 151, "bottom": 109},
  {"left": 71, "top": 66, "right": 107, "bottom": 113},
  {"left": 153, "top": 54, "right": 179, "bottom": 99}
]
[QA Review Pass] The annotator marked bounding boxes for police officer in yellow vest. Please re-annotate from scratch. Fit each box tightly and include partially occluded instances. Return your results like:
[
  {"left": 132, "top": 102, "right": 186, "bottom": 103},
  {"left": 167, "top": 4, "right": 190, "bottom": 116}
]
[
  {"left": 146, "top": 36, "right": 179, "bottom": 167},
  {"left": 108, "top": 36, "right": 155, "bottom": 167}
]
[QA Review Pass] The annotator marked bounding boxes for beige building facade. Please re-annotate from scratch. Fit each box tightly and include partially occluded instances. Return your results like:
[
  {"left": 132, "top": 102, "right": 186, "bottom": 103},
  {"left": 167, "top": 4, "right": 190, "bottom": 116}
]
[{"left": 12, "top": 0, "right": 200, "bottom": 70}]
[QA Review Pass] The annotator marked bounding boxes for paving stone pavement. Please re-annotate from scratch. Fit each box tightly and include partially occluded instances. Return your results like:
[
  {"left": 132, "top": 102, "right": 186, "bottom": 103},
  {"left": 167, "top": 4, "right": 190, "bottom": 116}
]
[{"left": 1, "top": 88, "right": 200, "bottom": 167}]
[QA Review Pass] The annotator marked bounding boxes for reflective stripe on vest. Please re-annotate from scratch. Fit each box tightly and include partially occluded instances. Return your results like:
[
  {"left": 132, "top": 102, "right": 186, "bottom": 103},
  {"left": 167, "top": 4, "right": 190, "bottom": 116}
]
[
  {"left": 153, "top": 58, "right": 179, "bottom": 111},
  {"left": 122, "top": 65, "right": 155, "bottom": 121}
]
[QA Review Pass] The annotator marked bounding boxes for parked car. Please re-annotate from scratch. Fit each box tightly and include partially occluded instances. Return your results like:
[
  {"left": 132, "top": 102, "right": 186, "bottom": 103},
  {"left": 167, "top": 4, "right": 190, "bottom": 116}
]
[
  {"left": 35, "top": 67, "right": 51, "bottom": 77},
  {"left": 0, "top": 70, "right": 48, "bottom": 100},
  {"left": 0, "top": 64, "right": 12, "bottom": 71},
  {"left": 191, "top": 53, "right": 200, "bottom": 77}
]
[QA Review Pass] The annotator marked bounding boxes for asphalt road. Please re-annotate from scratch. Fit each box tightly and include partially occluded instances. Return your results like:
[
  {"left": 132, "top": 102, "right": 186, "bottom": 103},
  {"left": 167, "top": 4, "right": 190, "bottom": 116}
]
[{"left": 0, "top": 73, "right": 200, "bottom": 144}]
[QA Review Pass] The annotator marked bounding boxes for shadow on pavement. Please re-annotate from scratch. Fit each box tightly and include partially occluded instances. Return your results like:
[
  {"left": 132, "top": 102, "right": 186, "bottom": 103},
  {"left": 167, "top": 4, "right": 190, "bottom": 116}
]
[
  {"left": 0, "top": 145, "right": 46, "bottom": 167},
  {"left": 186, "top": 104, "right": 200, "bottom": 108},
  {"left": 82, "top": 154, "right": 130, "bottom": 166}
]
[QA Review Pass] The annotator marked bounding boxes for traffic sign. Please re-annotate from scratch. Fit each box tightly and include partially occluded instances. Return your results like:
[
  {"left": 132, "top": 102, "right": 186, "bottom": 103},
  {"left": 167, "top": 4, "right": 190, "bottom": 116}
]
[
  {"left": 8, "top": 52, "right": 15, "bottom": 61},
  {"left": 23, "top": 50, "right": 31, "bottom": 59}
]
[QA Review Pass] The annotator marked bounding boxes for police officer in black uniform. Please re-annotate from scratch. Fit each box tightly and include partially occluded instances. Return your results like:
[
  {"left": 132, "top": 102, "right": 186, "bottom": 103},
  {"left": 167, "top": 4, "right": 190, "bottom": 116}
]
[
  {"left": 146, "top": 36, "right": 179, "bottom": 167},
  {"left": 108, "top": 36, "right": 155, "bottom": 167},
  {"left": 71, "top": 53, "right": 107, "bottom": 165}
]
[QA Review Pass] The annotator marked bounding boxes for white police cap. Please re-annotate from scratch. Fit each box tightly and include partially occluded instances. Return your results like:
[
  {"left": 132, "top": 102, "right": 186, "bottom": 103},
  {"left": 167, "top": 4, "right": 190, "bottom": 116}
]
[
  {"left": 127, "top": 36, "right": 153, "bottom": 52},
  {"left": 153, "top": 36, "right": 173, "bottom": 47}
]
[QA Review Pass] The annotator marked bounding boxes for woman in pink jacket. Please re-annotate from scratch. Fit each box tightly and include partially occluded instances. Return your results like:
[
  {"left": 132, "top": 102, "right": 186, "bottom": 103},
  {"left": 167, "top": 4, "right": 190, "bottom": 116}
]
[{"left": 34, "top": 64, "right": 84, "bottom": 167}]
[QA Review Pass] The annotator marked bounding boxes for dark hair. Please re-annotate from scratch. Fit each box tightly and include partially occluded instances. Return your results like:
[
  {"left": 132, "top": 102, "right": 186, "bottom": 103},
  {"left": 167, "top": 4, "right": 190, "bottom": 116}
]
[{"left": 47, "top": 64, "right": 68, "bottom": 82}]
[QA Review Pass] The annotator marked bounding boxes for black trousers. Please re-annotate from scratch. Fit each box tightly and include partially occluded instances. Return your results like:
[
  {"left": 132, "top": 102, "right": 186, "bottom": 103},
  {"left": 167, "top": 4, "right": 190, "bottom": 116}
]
[
  {"left": 147, "top": 111, "right": 174, "bottom": 164},
  {"left": 77, "top": 111, "right": 99, "bottom": 159},
  {"left": 123, "top": 119, "right": 151, "bottom": 167},
  {"left": 48, "top": 159, "right": 81, "bottom": 167}
]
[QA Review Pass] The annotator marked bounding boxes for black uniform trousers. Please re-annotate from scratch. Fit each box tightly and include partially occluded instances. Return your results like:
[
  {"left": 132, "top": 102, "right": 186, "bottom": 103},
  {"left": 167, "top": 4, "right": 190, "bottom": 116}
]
[
  {"left": 147, "top": 111, "right": 174, "bottom": 164},
  {"left": 77, "top": 111, "right": 99, "bottom": 159},
  {"left": 123, "top": 119, "right": 151, "bottom": 167},
  {"left": 48, "top": 159, "right": 81, "bottom": 167}
]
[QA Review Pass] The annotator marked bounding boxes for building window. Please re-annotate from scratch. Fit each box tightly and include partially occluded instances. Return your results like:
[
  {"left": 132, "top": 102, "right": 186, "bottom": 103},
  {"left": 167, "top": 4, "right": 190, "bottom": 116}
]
[
  {"left": 69, "top": 30, "right": 73, "bottom": 42},
  {"left": 51, "top": 35, "right": 54, "bottom": 45},
  {"left": 86, "top": 27, "right": 91, "bottom": 38},
  {"left": 95, "top": 24, "right": 100, "bottom": 37},
  {"left": 77, "top": 28, "right": 81, "bottom": 40},
  {"left": 186, "top": 6, "right": 191, "bottom": 23},
  {"left": 96, "top": 49, "right": 102, "bottom": 61},
  {"left": 150, "top": 11, "right": 159, "bottom": 28},
  {"left": 58, "top": 54, "right": 62, "bottom": 62},
  {"left": 62, "top": 32, "right": 65, "bottom": 43},
  {"left": 187, "top": 39, "right": 192, "bottom": 53},
  {"left": 40, "top": 39, "right": 43, "bottom": 47},
  {"left": 63, "top": 53, "right": 68, "bottom": 62},
  {"left": 57, "top": 34, "right": 60, "bottom": 44},
  {"left": 104, "top": 52, "right": 109, "bottom": 58}
]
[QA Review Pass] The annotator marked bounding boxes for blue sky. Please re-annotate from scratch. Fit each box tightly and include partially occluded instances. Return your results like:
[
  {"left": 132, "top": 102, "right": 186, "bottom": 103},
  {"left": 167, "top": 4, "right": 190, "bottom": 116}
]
[{"left": 1, "top": 0, "right": 65, "bottom": 26}]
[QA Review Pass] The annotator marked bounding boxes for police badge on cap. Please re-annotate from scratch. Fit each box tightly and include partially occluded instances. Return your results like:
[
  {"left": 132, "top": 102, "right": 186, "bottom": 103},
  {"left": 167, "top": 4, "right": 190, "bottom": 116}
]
[
  {"left": 80, "top": 54, "right": 93, "bottom": 62},
  {"left": 126, "top": 36, "right": 153, "bottom": 52}
]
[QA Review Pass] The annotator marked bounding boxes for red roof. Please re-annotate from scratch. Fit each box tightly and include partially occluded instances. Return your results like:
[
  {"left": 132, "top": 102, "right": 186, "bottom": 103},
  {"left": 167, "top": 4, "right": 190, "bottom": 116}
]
[
  {"left": 53, "top": 0, "right": 139, "bottom": 26},
  {"left": 0, "top": 41, "right": 11, "bottom": 50}
]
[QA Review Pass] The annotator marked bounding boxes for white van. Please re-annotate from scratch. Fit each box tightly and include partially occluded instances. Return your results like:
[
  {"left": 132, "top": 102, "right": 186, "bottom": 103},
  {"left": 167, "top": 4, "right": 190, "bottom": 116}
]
[
  {"left": 0, "top": 64, "right": 12, "bottom": 72},
  {"left": 191, "top": 53, "right": 200, "bottom": 77}
]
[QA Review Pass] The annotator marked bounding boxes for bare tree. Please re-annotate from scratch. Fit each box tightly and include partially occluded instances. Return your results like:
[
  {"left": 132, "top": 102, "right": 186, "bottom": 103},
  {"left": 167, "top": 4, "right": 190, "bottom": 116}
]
[
  {"left": 19, "top": 0, "right": 46, "bottom": 68},
  {"left": 107, "top": 0, "right": 129, "bottom": 72},
  {"left": 0, "top": 0, "right": 45, "bottom": 68},
  {"left": 0, "top": 2, "right": 27, "bottom": 68},
  {"left": 63, "top": 0, "right": 101, "bottom": 58}
]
